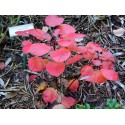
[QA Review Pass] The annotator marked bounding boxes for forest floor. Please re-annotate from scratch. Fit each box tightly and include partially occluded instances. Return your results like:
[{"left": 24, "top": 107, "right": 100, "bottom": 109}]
[{"left": 0, "top": 15, "right": 125, "bottom": 109}]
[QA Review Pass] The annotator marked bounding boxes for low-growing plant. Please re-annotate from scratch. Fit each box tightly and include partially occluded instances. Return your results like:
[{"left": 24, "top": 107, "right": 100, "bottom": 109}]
[
  {"left": 16, "top": 15, "right": 119, "bottom": 108},
  {"left": 106, "top": 99, "right": 121, "bottom": 109},
  {"left": 76, "top": 104, "right": 91, "bottom": 109}
]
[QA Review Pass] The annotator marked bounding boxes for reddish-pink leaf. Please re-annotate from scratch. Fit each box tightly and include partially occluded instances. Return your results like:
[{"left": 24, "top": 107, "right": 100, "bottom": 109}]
[
  {"left": 15, "top": 30, "right": 29, "bottom": 37},
  {"left": 57, "top": 38, "right": 73, "bottom": 47},
  {"left": 58, "top": 24, "right": 76, "bottom": 36},
  {"left": 100, "top": 51, "right": 115, "bottom": 62},
  {"left": 101, "top": 68, "right": 119, "bottom": 81},
  {"left": 92, "top": 60, "right": 102, "bottom": 66},
  {"left": 66, "top": 54, "right": 83, "bottom": 65},
  {"left": 43, "top": 88, "right": 58, "bottom": 103},
  {"left": 86, "top": 70, "right": 107, "bottom": 84},
  {"left": 73, "top": 33, "right": 86, "bottom": 38},
  {"left": 67, "top": 41, "right": 78, "bottom": 51},
  {"left": 28, "top": 57, "right": 44, "bottom": 72},
  {"left": 28, "top": 29, "right": 45, "bottom": 39},
  {"left": 76, "top": 46, "right": 88, "bottom": 53},
  {"left": 81, "top": 65, "right": 94, "bottom": 77},
  {"left": 50, "top": 48, "right": 71, "bottom": 62},
  {"left": 61, "top": 33, "right": 86, "bottom": 41},
  {"left": 22, "top": 44, "right": 32, "bottom": 54},
  {"left": 86, "top": 42, "right": 103, "bottom": 53},
  {"left": 77, "top": 46, "right": 96, "bottom": 60},
  {"left": 102, "top": 61, "right": 114, "bottom": 69},
  {"left": 83, "top": 51, "right": 94, "bottom": 60},
  {"left": 29, "top": 43, "right": 51, "bottom": 56},
  {"left": 61, "top": 97, "right": 76, "bottom": 109},
  {"left": 41, "top": 33, "right": 52, "bottom": 41},
  {"left": 45, "top": 15, "right": 64, "bottom": 27},
  {"left": 46, "top": 62, "right": 65, "bottom": 77},
  {"left": 0, "top": 62, "right": 5, "bottom": 70},
  {"left": 63, "top": 33, "right": 86, "bottom": 41},
  {"left": 68, "top": 79, "right": 79, "bottom": 92},
  {"left": 29, "top": 75, "right": 37, "bottom": 82},
  {"left": 53, "top": 29, "right": 61, "bottom": 37},
  {"left": 22, "top": 40, "right": 32, "bottom": 46},
  {"left": 28, "top": 29, "right": 51, "bottom": 41}
]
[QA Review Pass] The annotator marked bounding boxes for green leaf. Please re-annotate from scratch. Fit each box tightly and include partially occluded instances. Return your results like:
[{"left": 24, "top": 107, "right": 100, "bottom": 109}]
[
  {"left": 85, "top": 103, "right": 91, "bottom": 109},
  {"left": 76, "top": 104, "right": 91, "bottom": 109},
  {"left": 114, "top": 104, "right": 121, "bottom": 109},
  {"left": 76, "top": 104, "right": 85, "bottom": 109}
]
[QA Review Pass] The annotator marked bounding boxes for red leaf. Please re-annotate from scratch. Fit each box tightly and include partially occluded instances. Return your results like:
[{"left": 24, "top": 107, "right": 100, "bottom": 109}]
[
  {"left": 67, "top": 41, "right": 78, "bottom": 51},
  {"left": 61, "top": 97, "right": 76, "bottom": 109},
  {"left": 46, "top": 62, "right": 65, "bottom": 77},
  {"left": 76, "top": 46, "right": 88, "bottom": 53},
  {"left": 77, "top": 46, "right": 96, "bottom": 60},
  {"left": 63, "top": 33, "right": 86, "bottom": 41},
  {"left": 102, "top": 61, "right": 114, "bottom": 69},
  {"left": 81, "top": 65, "right": 94, "bottom": 77},
  {"left": 66, "top": 54, "right": 83, "bottom": 65},
  {"left": 101, "top": 68, "right": 119, "bottom": 81},
  {"left": 0, "top": 62, "right": 5, "bottom": 70},
  {"left": 50, "top": 48, "right": 71, "bottom": 62},
  {"left": 28, "top": 57, "right": 44, "bottom": 72},
  {"left": 42, "top": 59, "right": 49, "bottom": 66},
  {"left": 57, "top": 38, "right": 73, "bottom": 47},
  {"left": 92, "top": 60, "right": 102, "bottom": 66},
  {"left": 100, "top": 51, "right": 115, "bottom": 62},
  {"left": 53, "top": 29, "right": 61, "bottom": 37},
  {"left": 15, "top": 30, "right": 29, "bottom": 37},
  {"left": 29, "top": 43, "right": 51, "bottom": 56},
  {"left": 29, "top": 75, "right": 37, "bottom": 82},
  {"left": 73, "top": 33, "right": 86, "bottom": 38},
  {"left": 61, "top": 32, "right": 86, "bottom": 40},
  {"left": 86, "top": 70, "right": 107, "bottom": 84},
  {"left": 41, "top": 33, "right": 52, "bottom": 41},
  {"left": 22, "top": 40, "right": 32, "bottom": 46},
  {"left": 68, "top": 79, "right": 79, "bottom": 92},
  {"left": 43, "top": 88, "right": 58, "bottom": 103},
  {"left": 28, "top": 29, "right": 45, "bottom": 39},
  {"left": 86, "top": 42, "right": 103, "bottom": 53},
  {"left": 22, "top": 44, "right": 32, "bottom": 54},
  {"left": 58, "top": 24, "right": 76, "bottom": 36},
  {"left": 45, "top": 15, "right": 64, "bottom": 27},
  {"left": 28, "top": 29, "right": 51, "bottom": 41},
  {"left": 83, "top": 51, "right": 94, "bottom": 60}
]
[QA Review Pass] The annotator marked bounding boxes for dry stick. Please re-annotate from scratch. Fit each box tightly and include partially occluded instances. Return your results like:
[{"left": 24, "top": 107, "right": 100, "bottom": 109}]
[
  {"left": 0, "top": 63, "right": 22, "bottom": 78},
  {"left": 0, "top": 89, "right": 20, "bottom": 92},
  {"left": 4, "top": 78, "right": 10, "bottom": 88},
  {"left": 24, "top": 74, "right": 36, "bottom": 108},
  {"left": 75, "top": 16, "right": 88, "bottom": 30},
  {"left": 92, "top": 83, "right": 97, "bottom": 93},
  {"left": 0, "top": 86, "right": 24, "bottom": 92},
  {"left": 0, "top": 29, "right": 8, "bottom": 44},
  {"left": 106, "top": 82, "right": 112, "bottom": 99},
  {"left": 3, "top": 48, "right": 22, "bottom": 51}
]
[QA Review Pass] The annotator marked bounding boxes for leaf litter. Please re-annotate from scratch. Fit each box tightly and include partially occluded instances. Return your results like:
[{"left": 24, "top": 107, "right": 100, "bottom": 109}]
[{"left": 0, "top": 15, "right": 125, "bottom": 109}]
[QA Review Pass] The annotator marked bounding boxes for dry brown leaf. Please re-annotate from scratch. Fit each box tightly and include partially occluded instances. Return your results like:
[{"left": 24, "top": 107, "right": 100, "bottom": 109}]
[
  {"left": 36, "top": 100, "right": 45, "bottom": 109},
  {"left": 5, "top": 92, "right": 17, "bottom": 99},
  {"left": 35, "top": 83, "right": 46, "bottom": 94},
  {"left": 113, "top": 28, "right": 125, "bottom": 37}
]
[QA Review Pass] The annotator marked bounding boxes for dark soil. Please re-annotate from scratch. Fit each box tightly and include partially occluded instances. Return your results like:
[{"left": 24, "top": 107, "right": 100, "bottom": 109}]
[{"left": 0, "top": 15, "right": 125, "bottom": 109}]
